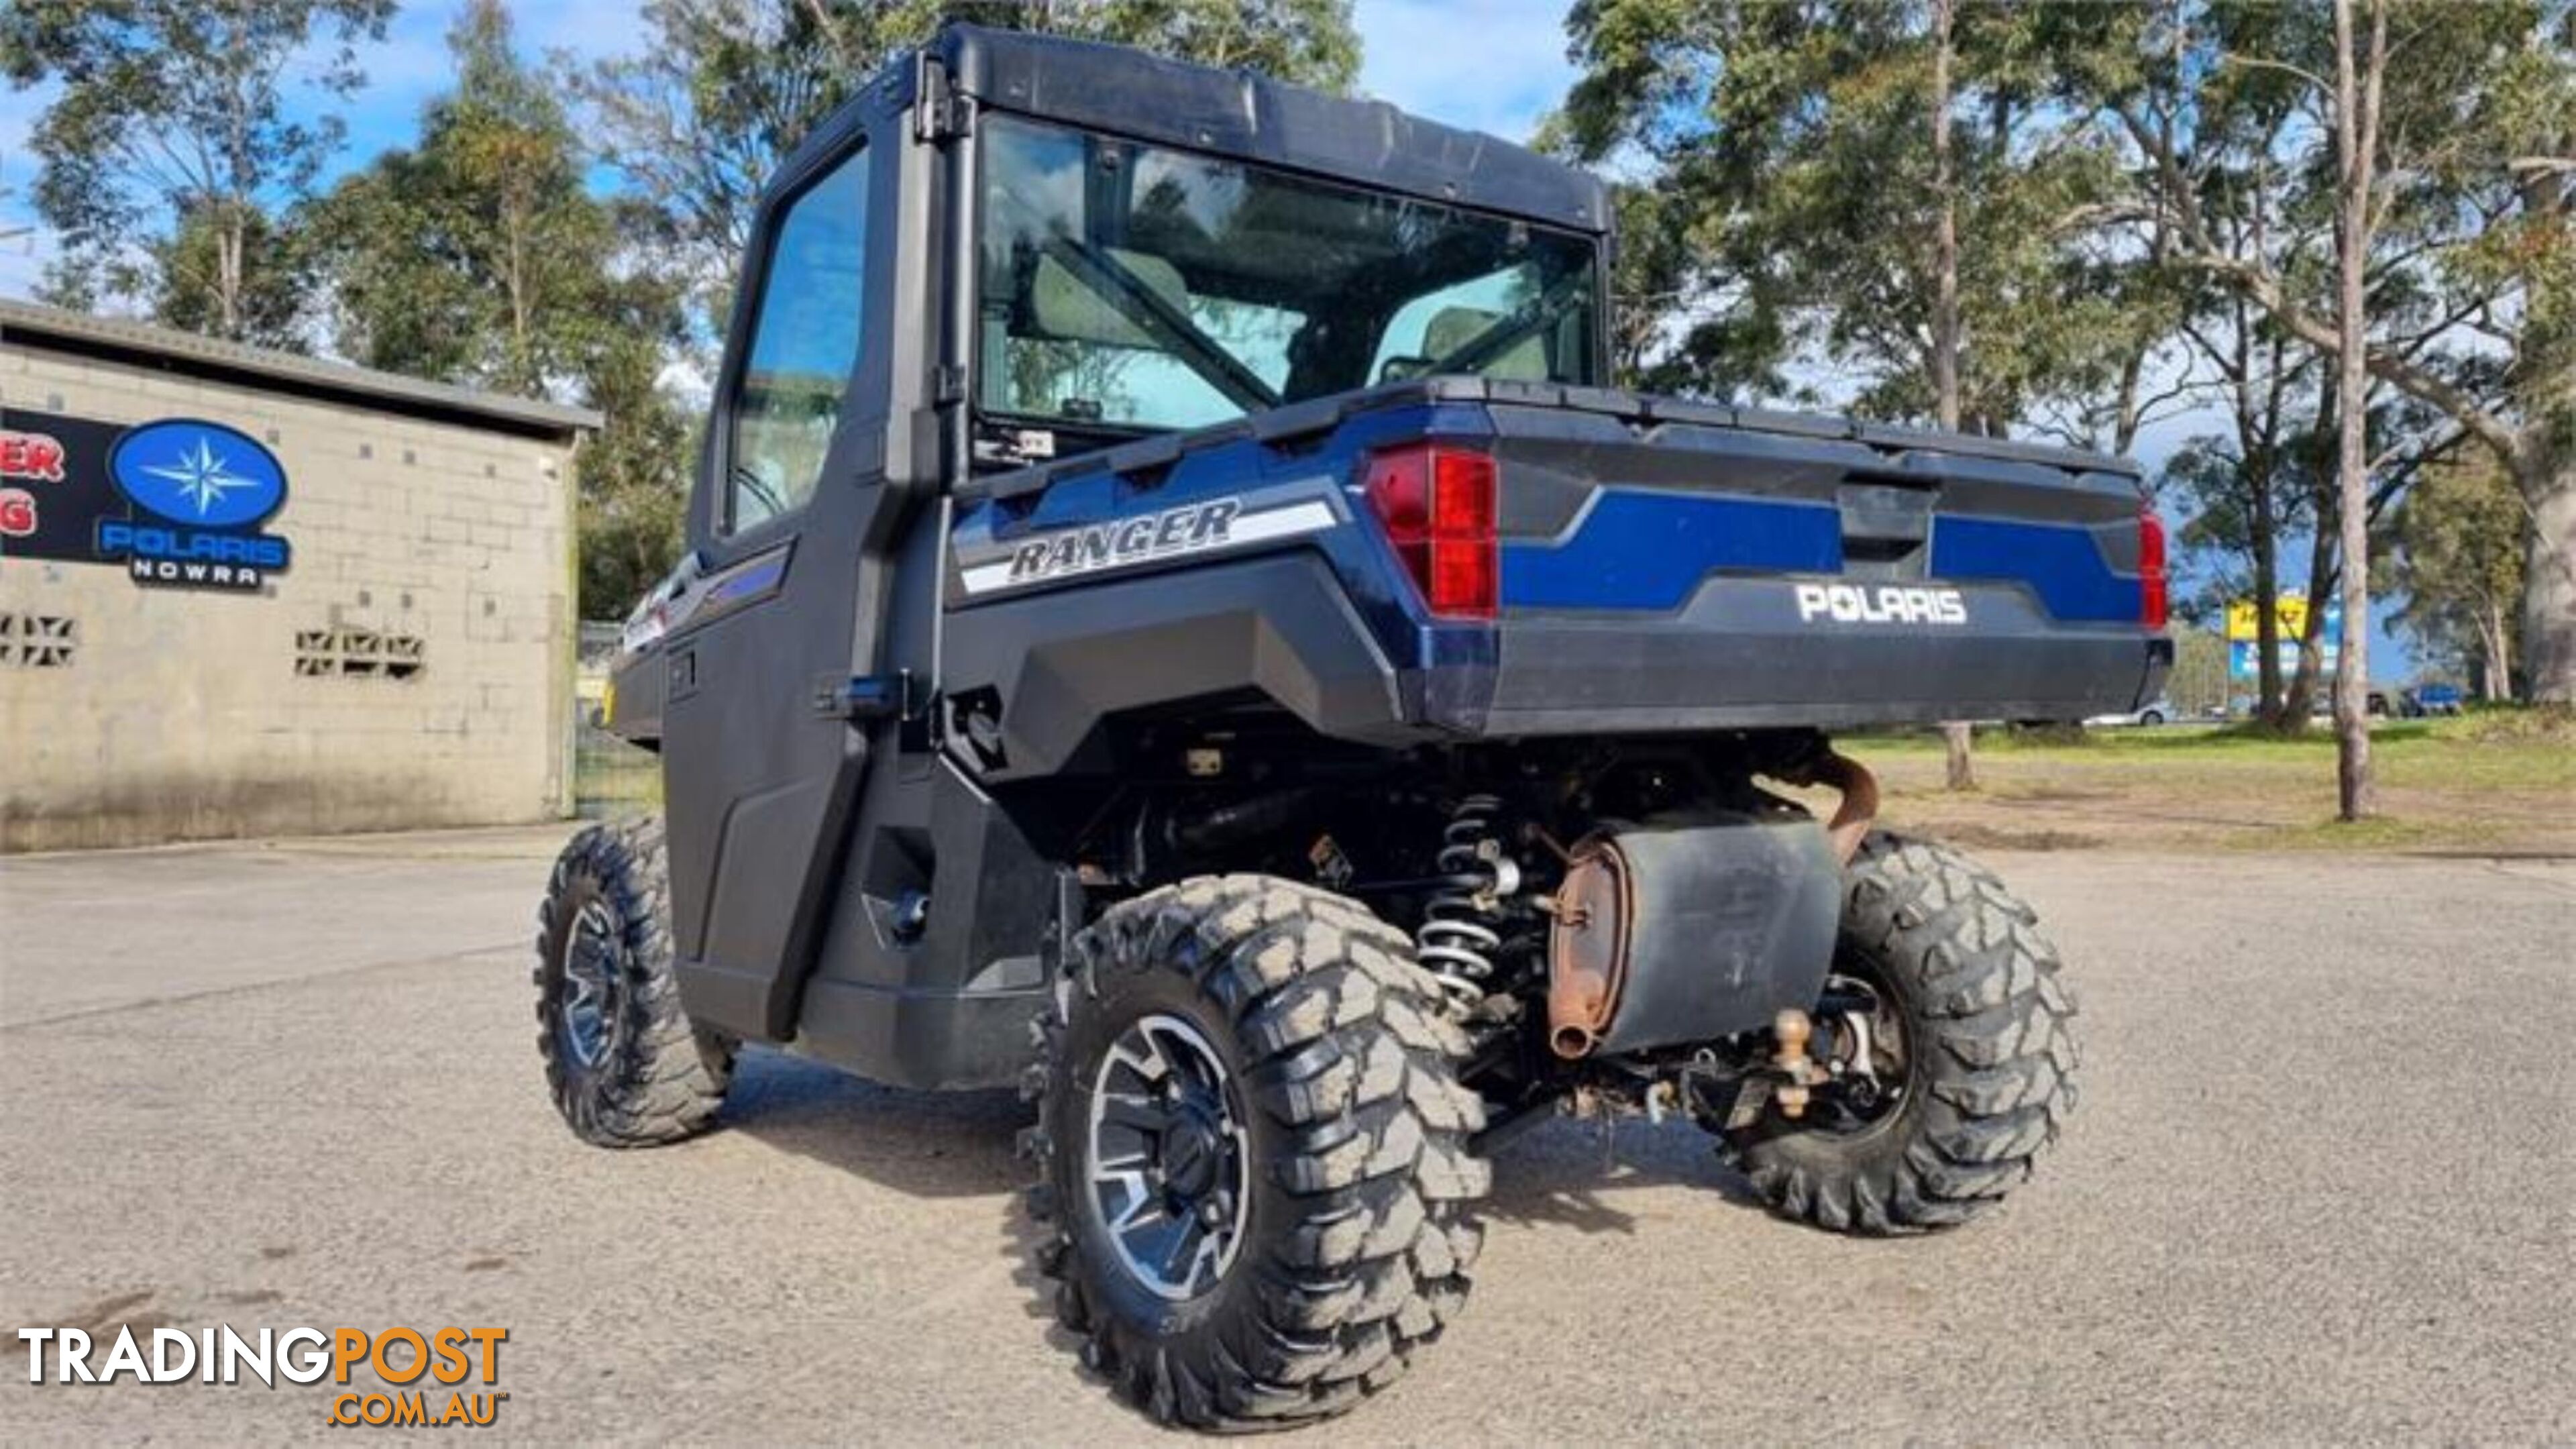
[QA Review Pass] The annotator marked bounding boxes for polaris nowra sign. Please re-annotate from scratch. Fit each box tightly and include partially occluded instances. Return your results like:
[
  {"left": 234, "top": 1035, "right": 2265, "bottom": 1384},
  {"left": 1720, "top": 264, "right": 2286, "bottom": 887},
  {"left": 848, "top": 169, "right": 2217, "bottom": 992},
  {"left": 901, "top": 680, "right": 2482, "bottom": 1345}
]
[
  {"left": 0, "top": 409, "right": 294, "bottom": 593},
  {"left": 101, "top": 419, "right": 292, "bottom": 592}
]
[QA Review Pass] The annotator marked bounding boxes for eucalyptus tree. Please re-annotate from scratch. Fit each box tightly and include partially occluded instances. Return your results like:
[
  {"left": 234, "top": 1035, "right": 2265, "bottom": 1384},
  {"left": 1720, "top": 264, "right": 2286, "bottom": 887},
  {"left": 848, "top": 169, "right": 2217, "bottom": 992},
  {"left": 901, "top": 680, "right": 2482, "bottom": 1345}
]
[
  {"left": 0, "top": 0, "right": 393, "bottom": 345},
  {"left": 2076, "top": 0, "right": 2574, "bottom": 705},
  {"left": 309, "top": 0, "right": 692, "bottom": 614}
]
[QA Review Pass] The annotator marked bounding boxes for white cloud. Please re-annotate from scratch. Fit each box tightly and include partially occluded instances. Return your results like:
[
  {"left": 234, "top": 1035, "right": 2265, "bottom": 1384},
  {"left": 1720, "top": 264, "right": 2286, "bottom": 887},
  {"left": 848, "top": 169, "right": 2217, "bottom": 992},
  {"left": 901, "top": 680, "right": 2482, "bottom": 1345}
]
[{"left": 1353, "top": 0, "right": 1578, "bottom": 144}]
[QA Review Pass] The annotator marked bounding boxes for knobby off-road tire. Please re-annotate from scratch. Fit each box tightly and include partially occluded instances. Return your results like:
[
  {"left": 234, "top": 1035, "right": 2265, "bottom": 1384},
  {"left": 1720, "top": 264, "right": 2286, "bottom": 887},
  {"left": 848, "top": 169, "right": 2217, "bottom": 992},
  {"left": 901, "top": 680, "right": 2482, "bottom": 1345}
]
[
  {"left": 1026, "top": 875, "right": 1489, "bottom": 1431},
  {"left": 1723, "top": 832, "right": 2078, "bottom": 1234},
  {"left": 533, "top": 817, "right": 733, "bottom": 1147}
]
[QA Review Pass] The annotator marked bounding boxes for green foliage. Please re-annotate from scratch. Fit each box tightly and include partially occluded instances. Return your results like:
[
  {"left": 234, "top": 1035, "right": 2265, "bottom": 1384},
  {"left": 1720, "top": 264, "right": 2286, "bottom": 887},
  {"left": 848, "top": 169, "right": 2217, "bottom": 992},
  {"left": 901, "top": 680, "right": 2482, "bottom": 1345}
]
[
  {"left": 316, "top": 0, "right": 625, "bottom": 392},
  {"left": 2388, "top": 453, "right": 2527, "bottom": 688},
  {"left": 308, "top": 0, "right": 695, "bottom": 617},
  {"left": 0, "top": 0, "right": 392, "bottom": 345},
  {"left": 576, "top": 333, "right": 699, "bottom": 619},
  {"left": 2065, "top": 0, "right": 2573, "bottom": 698},
  {"left": 147, "top": 201, "right": 319, "bottom": 343},
  {"left": 1556, "top": 0, "right": 2156, "bottom": 439}
]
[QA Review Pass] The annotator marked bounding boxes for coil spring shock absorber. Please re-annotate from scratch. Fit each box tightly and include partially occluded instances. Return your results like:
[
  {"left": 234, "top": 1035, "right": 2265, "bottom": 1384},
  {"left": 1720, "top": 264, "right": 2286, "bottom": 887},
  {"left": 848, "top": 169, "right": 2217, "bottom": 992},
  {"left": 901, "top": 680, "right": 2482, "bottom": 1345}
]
[{"left": 1415, "top": 795, "right": 1520, "bottom": 1014}]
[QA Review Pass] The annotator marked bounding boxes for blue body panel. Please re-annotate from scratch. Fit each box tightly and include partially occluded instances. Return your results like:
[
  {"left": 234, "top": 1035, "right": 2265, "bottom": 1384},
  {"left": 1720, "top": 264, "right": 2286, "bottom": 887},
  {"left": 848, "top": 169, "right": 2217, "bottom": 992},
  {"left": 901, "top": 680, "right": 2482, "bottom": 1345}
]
[
  {"left": 1501, "top": 494, "right": 1843, "bottom": 611},
  {"left": 1929, "top": 515, "right": 2140, "bottom": 625}
]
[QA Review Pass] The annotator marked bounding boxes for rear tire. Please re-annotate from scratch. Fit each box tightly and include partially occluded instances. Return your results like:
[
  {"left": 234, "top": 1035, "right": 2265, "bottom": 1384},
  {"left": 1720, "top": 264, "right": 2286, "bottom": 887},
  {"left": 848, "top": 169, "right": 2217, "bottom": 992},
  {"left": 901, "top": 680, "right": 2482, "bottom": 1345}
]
[
  {"left": 1721, "top": 833, "right": 2078, "bottom": 1234},
  {"left": 1025, "top": 875, "right": 1489, "bottom": 1430},
  {"left": 533, "top": 817, "right": 733, "bottom": 1147}
]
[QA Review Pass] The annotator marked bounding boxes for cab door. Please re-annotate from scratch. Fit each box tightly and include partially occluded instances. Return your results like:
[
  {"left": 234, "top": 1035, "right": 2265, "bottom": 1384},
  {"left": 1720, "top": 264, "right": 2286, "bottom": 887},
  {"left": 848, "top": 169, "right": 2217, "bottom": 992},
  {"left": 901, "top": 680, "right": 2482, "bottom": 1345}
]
[{"left": 657, "top": 117, "right": 911, "bottom": 1041}]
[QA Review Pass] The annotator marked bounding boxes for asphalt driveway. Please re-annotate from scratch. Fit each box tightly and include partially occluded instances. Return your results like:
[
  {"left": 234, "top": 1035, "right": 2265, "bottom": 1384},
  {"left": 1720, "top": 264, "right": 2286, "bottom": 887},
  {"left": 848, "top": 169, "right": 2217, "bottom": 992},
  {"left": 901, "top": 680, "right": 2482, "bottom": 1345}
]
[{"left": 1, "top": 828, "right": 2569, "bottom": 1442}]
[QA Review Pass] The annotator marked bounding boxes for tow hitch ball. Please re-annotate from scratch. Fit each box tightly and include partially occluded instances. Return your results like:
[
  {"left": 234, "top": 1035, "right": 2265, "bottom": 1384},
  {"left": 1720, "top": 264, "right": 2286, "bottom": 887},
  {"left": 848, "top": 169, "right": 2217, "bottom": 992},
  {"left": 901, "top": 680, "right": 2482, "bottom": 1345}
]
[{"left": 1713, "top": 1008, "right": 1834, "bottom": 1130}]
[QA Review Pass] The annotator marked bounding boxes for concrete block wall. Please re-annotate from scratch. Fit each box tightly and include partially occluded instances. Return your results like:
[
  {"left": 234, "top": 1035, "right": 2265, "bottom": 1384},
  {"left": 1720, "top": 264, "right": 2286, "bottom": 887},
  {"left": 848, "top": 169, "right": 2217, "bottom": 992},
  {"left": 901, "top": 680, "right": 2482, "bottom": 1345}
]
[{"left": 0, "top": 342, "right": 580, "bottom": 851}]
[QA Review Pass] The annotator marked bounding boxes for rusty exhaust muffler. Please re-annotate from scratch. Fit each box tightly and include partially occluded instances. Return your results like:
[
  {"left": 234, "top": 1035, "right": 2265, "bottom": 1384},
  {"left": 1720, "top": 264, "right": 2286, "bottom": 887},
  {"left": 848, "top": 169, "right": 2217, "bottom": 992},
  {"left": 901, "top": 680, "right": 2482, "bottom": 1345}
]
[
  {"left": 1544, "top": 835, "right": 1631, "bottom": 1059},
  {"left": 1544, "top": 814, "right": 1845, "bottom": 1061}
]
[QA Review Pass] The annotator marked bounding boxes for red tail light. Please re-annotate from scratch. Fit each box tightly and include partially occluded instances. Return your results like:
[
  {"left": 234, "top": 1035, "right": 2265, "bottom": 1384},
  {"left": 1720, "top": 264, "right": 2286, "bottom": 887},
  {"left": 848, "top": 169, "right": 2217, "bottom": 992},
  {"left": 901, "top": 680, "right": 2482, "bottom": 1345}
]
[
  {"left": 1362, "top": 443, "right": 1497, "bottom": 619},
  {"left": 2139, "top": 504, "right": 2169, "bottom": 630}
]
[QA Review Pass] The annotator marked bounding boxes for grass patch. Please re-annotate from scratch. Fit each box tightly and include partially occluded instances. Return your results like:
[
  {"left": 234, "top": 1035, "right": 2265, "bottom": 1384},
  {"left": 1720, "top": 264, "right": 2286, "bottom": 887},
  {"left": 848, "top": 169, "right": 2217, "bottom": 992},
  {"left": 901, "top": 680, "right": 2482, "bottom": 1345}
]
[
  {"left": 2226, "top": 814, "right": 2526, "bottom": 854},
  {"left": 1843, "top": 711, "right": 2575, "bottom": 855}
]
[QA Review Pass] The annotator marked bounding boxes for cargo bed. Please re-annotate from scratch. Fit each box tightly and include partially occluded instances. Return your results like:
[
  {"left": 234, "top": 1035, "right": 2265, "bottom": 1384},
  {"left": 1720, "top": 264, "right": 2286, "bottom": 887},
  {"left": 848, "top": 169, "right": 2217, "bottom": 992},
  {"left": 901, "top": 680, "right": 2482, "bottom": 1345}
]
[{"left": 941, "top": 378, "right": 2170, "bottom": 763}]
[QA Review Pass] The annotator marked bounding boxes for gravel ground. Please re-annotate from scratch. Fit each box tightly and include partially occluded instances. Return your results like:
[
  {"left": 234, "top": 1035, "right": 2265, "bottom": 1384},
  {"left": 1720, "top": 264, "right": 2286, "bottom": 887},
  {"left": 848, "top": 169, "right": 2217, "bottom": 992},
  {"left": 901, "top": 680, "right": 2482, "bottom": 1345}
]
[{"left": 1, "top": 827, "right": 2569, "bottom": 1444}]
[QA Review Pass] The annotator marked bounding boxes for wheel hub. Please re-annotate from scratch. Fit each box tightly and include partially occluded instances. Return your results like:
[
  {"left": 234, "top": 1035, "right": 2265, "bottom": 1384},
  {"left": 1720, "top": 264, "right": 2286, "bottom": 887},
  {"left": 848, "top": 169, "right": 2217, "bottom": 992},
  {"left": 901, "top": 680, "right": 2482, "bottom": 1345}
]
[
  {"left": 1816, "top": 969, "right": 1908, "bottom": 1130},
  {"left": 557, "top": 900, "right": 621, "bottom": 1069},
  {"left": 1085, "top": 1013, "right": 1249, "bottom": 1301},
  {"left": 1157, "top": 1105, "right": 1224, "bottom": 1197}
]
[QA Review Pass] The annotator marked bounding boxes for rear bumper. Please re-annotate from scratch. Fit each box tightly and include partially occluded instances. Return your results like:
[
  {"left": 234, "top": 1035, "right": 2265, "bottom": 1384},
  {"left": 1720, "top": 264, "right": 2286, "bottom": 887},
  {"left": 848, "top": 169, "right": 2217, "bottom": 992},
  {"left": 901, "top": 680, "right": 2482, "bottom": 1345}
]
[{"left": 1442, "top": 578, "right": 2167, "bottom": 735}]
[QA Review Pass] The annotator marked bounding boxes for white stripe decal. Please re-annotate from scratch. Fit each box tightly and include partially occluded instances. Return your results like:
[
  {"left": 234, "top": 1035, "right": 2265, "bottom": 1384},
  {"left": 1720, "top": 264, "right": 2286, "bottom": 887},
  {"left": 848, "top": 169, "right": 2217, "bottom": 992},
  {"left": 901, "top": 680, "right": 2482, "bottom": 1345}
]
[
  {"left": 959, "top": 559, "right": 1018, "bottom": 593},
  {"left": 1220, "top": 500, "right": 1338, "bottom": 543},
  {"left": 957, "top": 498, "right": 1338, "bottom": 596}
]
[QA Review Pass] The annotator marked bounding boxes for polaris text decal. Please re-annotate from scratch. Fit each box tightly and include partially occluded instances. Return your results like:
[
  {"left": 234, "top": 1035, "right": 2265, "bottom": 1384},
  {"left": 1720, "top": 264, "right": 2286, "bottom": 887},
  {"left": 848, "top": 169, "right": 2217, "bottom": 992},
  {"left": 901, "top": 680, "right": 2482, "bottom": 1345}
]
[
  {"left": 1795, "top": 582, "right": 1968, "bottom": 626},
  {"left": 956, "top": 494, "right": 1337, "bottom": 596}
]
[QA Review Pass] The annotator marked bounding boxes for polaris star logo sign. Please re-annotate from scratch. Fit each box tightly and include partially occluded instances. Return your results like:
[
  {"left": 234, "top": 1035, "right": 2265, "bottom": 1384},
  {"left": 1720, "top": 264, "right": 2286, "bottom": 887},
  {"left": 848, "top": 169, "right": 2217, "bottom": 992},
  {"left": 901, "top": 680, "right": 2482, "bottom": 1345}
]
[
  {"left": 99, "top": 419, "right": 292, "bottom": 592},
  {"left": 1794, "top": 582, "right": 1968, "bottom": 626},
  {"left": 957, "top": 494, "right": 1337, "bottom": 596}
]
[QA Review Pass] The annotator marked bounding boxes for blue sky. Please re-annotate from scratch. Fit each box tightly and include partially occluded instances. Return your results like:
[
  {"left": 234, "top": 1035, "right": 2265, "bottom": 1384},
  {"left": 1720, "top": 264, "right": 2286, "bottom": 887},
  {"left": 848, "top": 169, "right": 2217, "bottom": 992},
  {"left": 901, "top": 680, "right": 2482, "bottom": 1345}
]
[
  {"left": 0, "top": 1, "right": 2424, "bottom": 678},
  {"left": 0, "top": 0, "right": 1580, "bottom": 294}
]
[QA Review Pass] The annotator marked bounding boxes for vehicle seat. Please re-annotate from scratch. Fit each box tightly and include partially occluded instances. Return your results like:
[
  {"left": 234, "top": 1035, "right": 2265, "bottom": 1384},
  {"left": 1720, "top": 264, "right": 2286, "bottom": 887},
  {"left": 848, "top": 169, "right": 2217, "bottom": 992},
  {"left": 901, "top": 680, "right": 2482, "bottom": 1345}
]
[{"left": 1422, "top": 305, "right": 1550, "bottom": 381}]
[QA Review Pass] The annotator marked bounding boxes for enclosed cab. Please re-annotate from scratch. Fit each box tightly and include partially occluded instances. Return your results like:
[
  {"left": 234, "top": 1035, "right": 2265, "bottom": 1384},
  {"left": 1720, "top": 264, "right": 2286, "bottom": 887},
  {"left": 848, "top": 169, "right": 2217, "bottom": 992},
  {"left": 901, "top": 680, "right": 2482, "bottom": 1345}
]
[{"left": 550, "top": 24, "right": 2133, "bottom": 1432}]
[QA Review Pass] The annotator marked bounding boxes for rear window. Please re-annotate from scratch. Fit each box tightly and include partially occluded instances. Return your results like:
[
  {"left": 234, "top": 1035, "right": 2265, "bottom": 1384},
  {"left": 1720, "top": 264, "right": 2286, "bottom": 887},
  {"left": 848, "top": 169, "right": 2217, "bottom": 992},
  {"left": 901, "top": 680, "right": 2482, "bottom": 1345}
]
[{"left": 977, "top": 115, "right": 1599, "bottom": 432}]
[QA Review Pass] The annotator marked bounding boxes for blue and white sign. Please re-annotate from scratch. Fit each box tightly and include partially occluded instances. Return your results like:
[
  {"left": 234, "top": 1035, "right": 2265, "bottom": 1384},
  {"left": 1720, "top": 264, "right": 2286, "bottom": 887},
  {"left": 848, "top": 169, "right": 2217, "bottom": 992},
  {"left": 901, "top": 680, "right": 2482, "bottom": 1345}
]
[{"left": 97, "top": 418, "right": 291, "bottom": 592}]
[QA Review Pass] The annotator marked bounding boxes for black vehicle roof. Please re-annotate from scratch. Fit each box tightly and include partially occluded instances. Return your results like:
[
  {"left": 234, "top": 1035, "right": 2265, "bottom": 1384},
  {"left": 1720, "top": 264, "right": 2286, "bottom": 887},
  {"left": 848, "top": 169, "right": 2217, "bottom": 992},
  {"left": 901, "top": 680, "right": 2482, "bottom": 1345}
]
[{"left": 930, "top": 23, "right": 1611, "bottom": 235}]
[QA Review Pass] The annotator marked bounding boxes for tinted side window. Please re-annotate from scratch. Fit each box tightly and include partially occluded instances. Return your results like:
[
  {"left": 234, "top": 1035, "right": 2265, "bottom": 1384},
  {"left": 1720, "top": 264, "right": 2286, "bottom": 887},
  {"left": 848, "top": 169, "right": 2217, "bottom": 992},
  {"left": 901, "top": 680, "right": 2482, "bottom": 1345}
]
[{"left": 727, "top": 146, "right": 869, "bottom": 532}]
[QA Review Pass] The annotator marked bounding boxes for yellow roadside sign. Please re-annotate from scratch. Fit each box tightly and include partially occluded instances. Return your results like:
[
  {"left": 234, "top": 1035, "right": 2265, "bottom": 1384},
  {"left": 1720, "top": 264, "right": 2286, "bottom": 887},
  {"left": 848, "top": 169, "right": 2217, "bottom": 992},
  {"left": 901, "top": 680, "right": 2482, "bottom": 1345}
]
[{"left": 2226, "top": 595, "right": 2312, "bottom": 641}]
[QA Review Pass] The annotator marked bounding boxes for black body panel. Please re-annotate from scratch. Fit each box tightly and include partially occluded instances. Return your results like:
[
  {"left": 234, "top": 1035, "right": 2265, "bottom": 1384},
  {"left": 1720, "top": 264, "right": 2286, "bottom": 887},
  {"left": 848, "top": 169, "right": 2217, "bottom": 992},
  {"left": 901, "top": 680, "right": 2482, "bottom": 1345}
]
[
  {"left": 938, "top": 553, "right": 1413, "bottom": 782},
  {"left": 793, "top": 760, "right": 1056, "bottom": 1089},
  {"left": 1479, "top": 582, "right": 2161, "bottom": 733}
]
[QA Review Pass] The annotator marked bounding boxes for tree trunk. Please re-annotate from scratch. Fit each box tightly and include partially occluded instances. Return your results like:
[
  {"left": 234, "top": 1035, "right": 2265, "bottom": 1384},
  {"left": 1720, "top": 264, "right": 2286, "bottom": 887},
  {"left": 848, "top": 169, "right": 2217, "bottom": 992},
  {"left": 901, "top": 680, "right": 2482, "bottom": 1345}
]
[
  {"left": 2283, "top": 382, "right": 2342, "bottom": 731},
  {"left": 218, "top": 207, "right": 246, "bottom": 341},
  {"left": 1942, "top": 722, "right": 1976, "bottom": 790},
  {"left": 2517, "top": 448, "right": 2576, "bottom": 704},
  {"left": 1931, "top": 0, "right": 1974, "bottom": 790},
  {"left": 1931, "top": 0, "right": 1960, "bottom": 434},
  {"left": 2329, "top": 0, "right": 2381, "bottom": 819},
  {"left": 2253, "top": 487, "right": 2283, "bottom": 718},
  {"left": 2479, "top": 593, "right": 2512, "bottom": 701}
]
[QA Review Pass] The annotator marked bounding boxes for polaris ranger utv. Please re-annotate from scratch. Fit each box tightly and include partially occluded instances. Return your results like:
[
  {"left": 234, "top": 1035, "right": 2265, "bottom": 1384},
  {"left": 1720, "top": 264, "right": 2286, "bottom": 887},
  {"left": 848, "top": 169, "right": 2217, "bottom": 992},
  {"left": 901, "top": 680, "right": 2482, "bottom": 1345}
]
[{"left": 536, "top": 23, "right": 2167, "bottom": 1430}]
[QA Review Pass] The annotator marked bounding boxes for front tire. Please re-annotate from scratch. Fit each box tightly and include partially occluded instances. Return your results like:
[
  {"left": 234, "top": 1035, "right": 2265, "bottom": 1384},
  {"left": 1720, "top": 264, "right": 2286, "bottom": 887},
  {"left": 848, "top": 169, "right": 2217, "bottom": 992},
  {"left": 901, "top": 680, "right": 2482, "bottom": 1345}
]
[
  {"left": 1722, "top": 833, "right": 2078, "bottom": 1233},
  {"left": 1026, "top": 875, "right": 1489, "bottom": 1430},
  {"left": 533, "top": 817, "right": 733, "bottom": 1147}
]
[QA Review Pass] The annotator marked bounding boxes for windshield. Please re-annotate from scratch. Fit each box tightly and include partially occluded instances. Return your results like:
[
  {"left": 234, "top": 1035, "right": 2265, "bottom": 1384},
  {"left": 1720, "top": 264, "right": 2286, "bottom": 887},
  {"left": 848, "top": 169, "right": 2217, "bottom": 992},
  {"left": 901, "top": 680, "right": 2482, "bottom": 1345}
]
[{"left": 977, "top": 115, "right": 1600, "bottom": 433}]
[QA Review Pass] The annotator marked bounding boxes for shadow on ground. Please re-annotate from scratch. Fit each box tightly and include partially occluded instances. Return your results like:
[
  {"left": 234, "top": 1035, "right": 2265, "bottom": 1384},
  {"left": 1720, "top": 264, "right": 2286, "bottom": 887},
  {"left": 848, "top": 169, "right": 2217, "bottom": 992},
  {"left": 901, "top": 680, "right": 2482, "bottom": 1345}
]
[
  {"left": 723, "top": 1041, "right": 1770, "bottom": 1251},
  {"left": 713, "top": 1036, "right": 1783, "bottom": 1413},
  {"left": 718, "top": 1046, "right": 1026, "bottom": 1199}
]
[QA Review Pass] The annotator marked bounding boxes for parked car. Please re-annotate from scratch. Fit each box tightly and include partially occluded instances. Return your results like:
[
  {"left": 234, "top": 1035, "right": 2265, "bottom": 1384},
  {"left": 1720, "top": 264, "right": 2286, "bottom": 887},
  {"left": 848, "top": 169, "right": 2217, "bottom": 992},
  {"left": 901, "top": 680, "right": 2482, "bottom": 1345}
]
[
  {"left": 2086, "top": 698, "right": 2174, "bottom": 727},
  {"left": 2405, "top": 684, "right": 2465, "bottom": 716}
]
